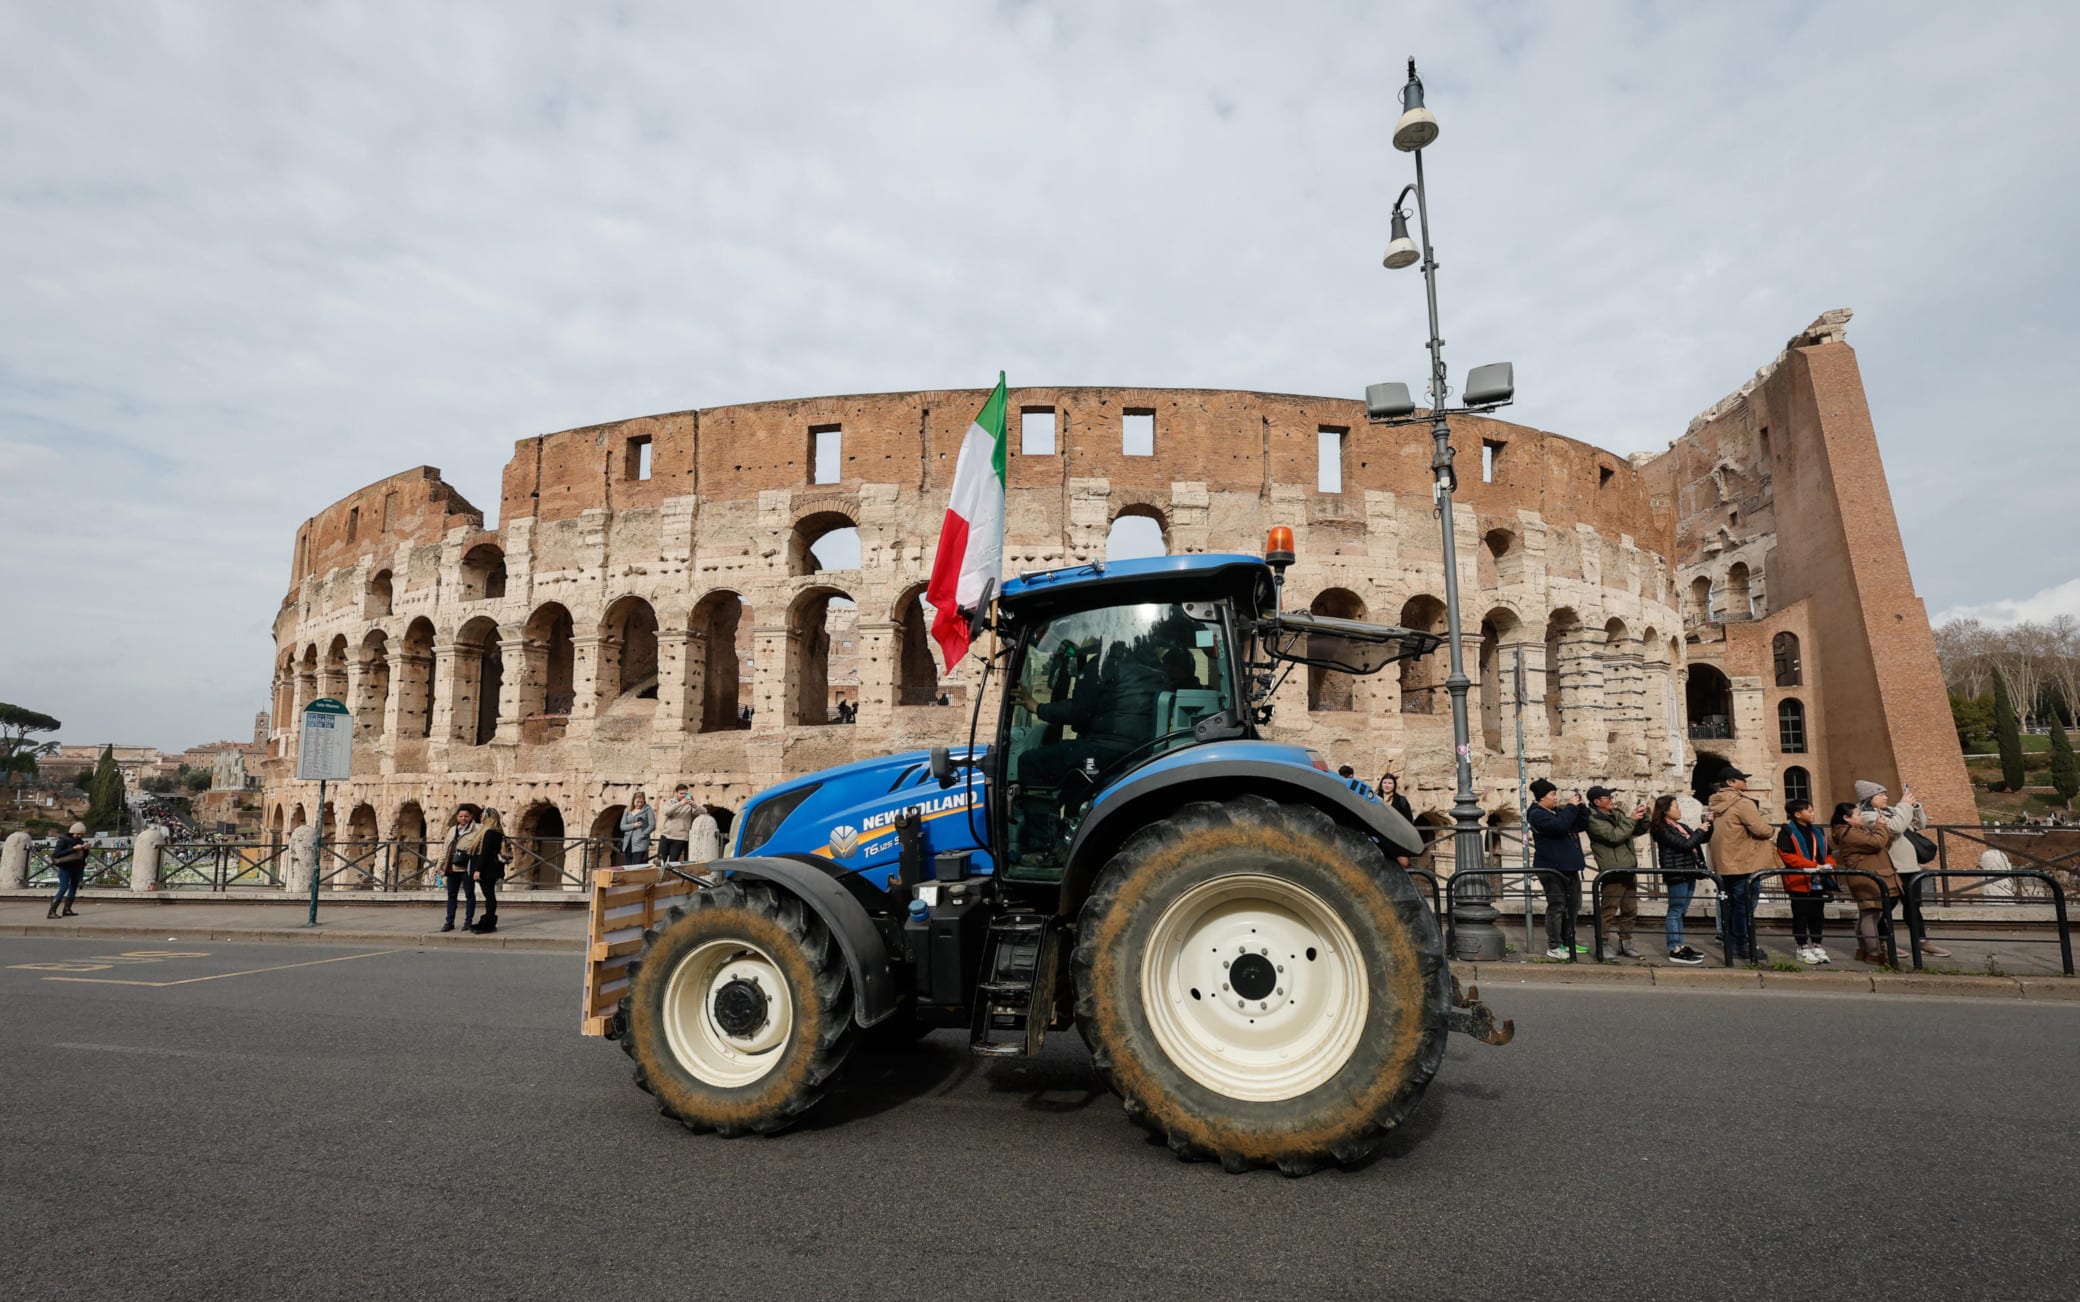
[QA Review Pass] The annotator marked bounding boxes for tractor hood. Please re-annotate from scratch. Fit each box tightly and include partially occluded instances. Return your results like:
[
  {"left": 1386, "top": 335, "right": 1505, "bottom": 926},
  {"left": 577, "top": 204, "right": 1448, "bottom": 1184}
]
[{"left": 733, "top": 747, "right": 993, "bottom": 890}]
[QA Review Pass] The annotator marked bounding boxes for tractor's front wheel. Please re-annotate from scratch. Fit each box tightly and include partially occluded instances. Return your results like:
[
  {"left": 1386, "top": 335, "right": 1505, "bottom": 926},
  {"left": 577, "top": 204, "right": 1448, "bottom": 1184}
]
[
  {"left": 1073, "top": 796, "right": 1448, "bottom": 1174},
  {"left": 617, "top": 881, "right": 857, "bottom": 1136}
]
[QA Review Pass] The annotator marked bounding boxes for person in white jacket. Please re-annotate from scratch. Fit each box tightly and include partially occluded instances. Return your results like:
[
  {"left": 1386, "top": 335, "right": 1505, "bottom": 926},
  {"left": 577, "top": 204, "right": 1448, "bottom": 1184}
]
[{"left": 1854, "top": 779, "right": 1950, "bottom": 958}]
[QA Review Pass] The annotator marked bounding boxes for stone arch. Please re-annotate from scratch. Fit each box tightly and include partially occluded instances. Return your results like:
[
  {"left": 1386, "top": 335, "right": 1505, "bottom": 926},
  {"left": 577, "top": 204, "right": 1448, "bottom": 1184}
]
[
  {"left": 355, "top": 629, "right": 391, "bottom": 739},
  {"left": 789, "top": 510, "right": 861, "bottom": 577},
  {"left": 460, "top": 543, "right": 507, "bottom": 601},
  {"left": 1478, "top": 606, "right": 1524, "bottom": 753},
  {"left": 521, "top": 602, "right": 576, "bottom": 717},
  {"left": 1604, "top": 616, "right": 1628, "bottom": 645},
  {"left": 591, "top": 804, "right": 627, "bottom": 868},
  {"left": 393, "top": 800, "right": 428, "bottom": 883},
  {"left": 298, "top": 643, "right": 319, "bottom": 716},
  {"left": 398, "top": 618, "right": 437, "bottom": 739},
  {"left": 452, "top": 615, "right": 504, "bottom": 745},
  {"left": 1722, "top": 562, "right": 1753, "bottom": 621},
  {"left": 290, "top": 803, "right": 307, "bottom": 833},
  {"left": 789, "top": 585, "right": 855, "bottom": 725},
  {"left": 1105, "top": 505, "right": 1168, "bottom": 560},
  {"left": 1479, "top": 527, "right": 1522, "bottom": 589},
  {"left": 691, "top": 590, "right": 753, "bottom": 732},
  {"left": 516, "top": 799, "right": 568, "bottom": 886},
  {"left": 893, "top": 583, "right": 944, "bottom": 707},
  {"left": 347, "top": 802, "right": 380, "bottom": 843},
  {"left": 598, "top": 596, "right": 661, "bottom": 715},
  {"left": 267, "top": 803, "right": 285, "bottom": 850},
  {"left": 1307, "top": 588, "right": 1367, "bottom": 712},
  {"left": 1398, "top": 595, "right": 1448, "bottom": 715},
  {"left": 365, "top": 568, "right": 393, "bottom": 618},
  {"left": 393, "top": 800, "right": 426, "bottom": 844},
  {"left": 322, "top": 635, "right": 350, "bottom": 702},
  {"left": 1773, "top": 631, "right": 1802, "bottom": 687},
  {"left": 1687, "top": 575, "right": 1713, "bottom": 626},
  {"left": 1685, "top": 663, "right": 1733, "bottom": 739},
  {"left": 1543, "top": 607, "right": 1581, "bottom": 737},
  {"left": 273, "top": 650, "right": 296, "bottom": 731}
]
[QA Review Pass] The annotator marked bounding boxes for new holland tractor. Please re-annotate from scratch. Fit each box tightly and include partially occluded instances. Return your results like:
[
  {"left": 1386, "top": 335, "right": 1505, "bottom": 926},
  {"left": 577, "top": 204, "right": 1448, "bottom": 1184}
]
[{"left": 586, "top": 539, "right": 1512, "bottom": 1174}]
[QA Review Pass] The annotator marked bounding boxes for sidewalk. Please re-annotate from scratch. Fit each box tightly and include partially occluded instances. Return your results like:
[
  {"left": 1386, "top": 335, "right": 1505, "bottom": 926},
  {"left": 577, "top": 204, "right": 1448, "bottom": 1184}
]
[
  {"left": 0, "top": 893, "right": 587, "bottom": 951},
  {"left": 5, "top": 894, "right": 2073, "bottom": 999}
]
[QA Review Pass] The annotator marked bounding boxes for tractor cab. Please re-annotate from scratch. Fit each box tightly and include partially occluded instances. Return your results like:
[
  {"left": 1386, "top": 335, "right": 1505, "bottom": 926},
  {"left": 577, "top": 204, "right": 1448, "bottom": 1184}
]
[{"left": 990, "top": 548, "right": 1439, "bottom": 883}]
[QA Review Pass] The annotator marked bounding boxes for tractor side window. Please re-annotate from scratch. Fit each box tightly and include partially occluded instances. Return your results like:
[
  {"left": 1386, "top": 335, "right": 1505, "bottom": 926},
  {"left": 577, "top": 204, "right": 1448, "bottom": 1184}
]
[{"left": 1003, "top": 602, "right": 1231, "bottom": 880}]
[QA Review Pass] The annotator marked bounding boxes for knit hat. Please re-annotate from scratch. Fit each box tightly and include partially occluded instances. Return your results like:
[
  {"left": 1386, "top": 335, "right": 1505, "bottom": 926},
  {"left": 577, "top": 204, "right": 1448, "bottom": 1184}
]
[
  {"left": 1529, "top": 778, "right": 1557, "bottom": 800},
  {"left": 69, "top": 821, "right": 87, "bottom": 834},
  {"left": 1854, "top": 780, "right": 1886, "bottom": 803}
]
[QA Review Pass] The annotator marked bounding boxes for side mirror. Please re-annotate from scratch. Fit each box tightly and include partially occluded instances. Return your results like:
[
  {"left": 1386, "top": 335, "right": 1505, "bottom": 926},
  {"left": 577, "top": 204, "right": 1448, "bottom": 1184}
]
[
  {"left": 966, "top": 578, "right": 996, "bottom": 641},
  {"left": 928, "top": 746, "right": 956, "bottom": 789}
]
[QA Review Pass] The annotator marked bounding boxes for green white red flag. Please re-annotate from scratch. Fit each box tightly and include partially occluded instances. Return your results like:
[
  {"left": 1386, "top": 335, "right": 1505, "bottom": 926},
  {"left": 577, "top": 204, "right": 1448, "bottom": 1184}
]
[{"left": 926, "top": 374, "right": 1008, "bottom": 670}]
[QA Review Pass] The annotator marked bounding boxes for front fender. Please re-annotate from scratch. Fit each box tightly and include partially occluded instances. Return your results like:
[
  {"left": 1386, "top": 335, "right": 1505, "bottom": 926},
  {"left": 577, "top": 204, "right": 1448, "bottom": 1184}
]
[{"left": 720, "top": 856, "right": 898, "bottom": 1028}]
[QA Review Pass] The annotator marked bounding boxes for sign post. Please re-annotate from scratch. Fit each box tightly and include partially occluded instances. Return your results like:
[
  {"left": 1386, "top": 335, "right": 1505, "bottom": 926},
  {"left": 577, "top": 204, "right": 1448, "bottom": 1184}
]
[{"left": 297, "top": 698, "right": 353, "bottom": 926}]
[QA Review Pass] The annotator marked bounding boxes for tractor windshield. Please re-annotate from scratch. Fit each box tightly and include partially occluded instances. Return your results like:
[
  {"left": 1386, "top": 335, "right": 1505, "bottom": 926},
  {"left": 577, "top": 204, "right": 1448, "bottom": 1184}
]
[{"left": 1001, "top": 601, "right": 1234, "bottom": 878}]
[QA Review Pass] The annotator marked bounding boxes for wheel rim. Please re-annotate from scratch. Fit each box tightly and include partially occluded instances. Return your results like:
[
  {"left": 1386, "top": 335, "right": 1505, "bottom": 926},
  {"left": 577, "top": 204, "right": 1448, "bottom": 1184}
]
[
  {"left": 661, "top": 938, "right": 794, "bottom": 1087},
  {"left": 1140, "top": 872, "right": 1369, "bottom": 1102}
]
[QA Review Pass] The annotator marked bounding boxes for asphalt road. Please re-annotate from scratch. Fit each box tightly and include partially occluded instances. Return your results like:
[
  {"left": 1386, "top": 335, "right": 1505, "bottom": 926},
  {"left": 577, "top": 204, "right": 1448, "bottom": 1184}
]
[{"left": 3, "top": 936, "right": 2075, "bottom": 1302}]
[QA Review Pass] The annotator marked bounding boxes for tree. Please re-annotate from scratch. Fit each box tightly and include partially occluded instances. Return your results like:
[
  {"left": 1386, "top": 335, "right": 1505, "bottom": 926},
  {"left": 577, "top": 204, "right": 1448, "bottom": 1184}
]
[
  {"left": 142, "top": 775, "right": 177, "bottom": 795},
  {"left": 1951, "top": 693, "right": 1996, "bottom": 754},
  {"left": 0, "top": 702, "right": 60, "bottom": 790},
  {"left": 182, "top": 767, "right": 211, "bottom": 793},
  {"left": 85, "top": 746, "right": 125, "bottom": 833},
  {"left": 2051, "top": 719, "right": 2079, "bottom": 807},
  {"left": 1992, "top": 674, "right": 2026, "bottom": 794}
]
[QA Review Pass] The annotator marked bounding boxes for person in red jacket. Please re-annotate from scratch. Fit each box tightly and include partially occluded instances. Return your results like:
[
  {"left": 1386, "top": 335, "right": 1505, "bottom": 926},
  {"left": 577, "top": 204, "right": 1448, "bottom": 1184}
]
[{"left": 1774, "top": 799, "right": 1835, "bottom": 966}]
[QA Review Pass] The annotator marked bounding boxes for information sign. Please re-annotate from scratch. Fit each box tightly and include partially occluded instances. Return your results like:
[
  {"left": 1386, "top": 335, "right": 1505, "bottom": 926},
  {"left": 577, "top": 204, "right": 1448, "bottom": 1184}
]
[{"left": 297, "top": 698, "right": 353, "bottom": 781}]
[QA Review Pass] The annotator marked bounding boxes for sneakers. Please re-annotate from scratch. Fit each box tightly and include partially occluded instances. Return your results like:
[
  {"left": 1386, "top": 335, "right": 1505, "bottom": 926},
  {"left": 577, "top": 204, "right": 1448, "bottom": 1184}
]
[
  {"left": 1918, "top": 941, "right": 1953, "bottom": 958},
  {"left": 1812, "top": 947, "right": 1832, "bottom": 965},
  {"left": 1572, "top": 943, "right": 1591, "bottom": 955},
  {"left": 1618, "top": 940, "right": 1643, "bottom": 959},
  {"left": 1599, "top": 942, "right": 1618, "bottom": 961},
  {"left": 1546, "top": 946, "right": 1571, "bottom": 960},
  {"left": 1797, "top": 945, "right": 1824, "bottom": 966},
  {"left": 1667, "top": 947, "right": 1705, "bottom": 966}
]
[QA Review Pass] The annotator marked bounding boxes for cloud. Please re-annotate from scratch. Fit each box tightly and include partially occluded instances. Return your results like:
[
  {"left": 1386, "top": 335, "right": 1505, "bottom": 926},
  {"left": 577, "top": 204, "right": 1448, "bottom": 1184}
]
[
  {"left": 1936, "top": 578, "right": 2080, "bottom": 629},
  {"left": 1, "top": 1, "right": 2076, "bottom": 747}
]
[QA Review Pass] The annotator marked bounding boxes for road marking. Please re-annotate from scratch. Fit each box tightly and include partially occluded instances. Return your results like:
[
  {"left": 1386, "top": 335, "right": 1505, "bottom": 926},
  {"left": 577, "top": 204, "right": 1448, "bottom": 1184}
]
[{"left": 40, "top": 949, "right": 401, "bottom": 987}]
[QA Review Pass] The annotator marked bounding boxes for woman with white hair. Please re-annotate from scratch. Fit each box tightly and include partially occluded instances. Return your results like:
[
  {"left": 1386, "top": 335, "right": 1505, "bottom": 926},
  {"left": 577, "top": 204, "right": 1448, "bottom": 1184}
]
[{"left": 1854, "top": 779, "right": 1951, "bottom": 958}]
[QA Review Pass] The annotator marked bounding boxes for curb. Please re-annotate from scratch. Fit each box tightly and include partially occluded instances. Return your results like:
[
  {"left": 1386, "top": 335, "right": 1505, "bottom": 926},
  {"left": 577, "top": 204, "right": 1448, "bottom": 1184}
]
[
  {"left": 1452, "top": 959, "right": 2071, "bottom": 1001},
  {"left": 1, "top": 921, "right": 582, "bottom": 953}
]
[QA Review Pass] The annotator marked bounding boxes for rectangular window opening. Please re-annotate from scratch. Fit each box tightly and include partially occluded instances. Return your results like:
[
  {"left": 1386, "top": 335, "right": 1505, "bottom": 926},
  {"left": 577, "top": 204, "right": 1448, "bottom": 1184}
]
[
  {"left": 1122, "top": 410, "right": 1155, "bottom": 457},
  {"left": 1020, "top": 407, "right": 1057, "bottom": 456},
  {"left": 627, "top": 436, "right": 653, "bottom": 481},
  {"left": 1317, "top": 426, "right": 1346, "bottom": 493},
  {"left": 1481, "top": 439, "right": 1504, "bottom": 483},
  {"left": 382, "top": 491, "right": 397, "bottom": 531},
  {"left": 1597, "top": 465, "right": 1613, "bottom": 488},
  {"left": 811, "top": 424, "right": 842, "bottom": 484},
  {"left": 347, "top": 506, "right": 360, "bottom": 541}
]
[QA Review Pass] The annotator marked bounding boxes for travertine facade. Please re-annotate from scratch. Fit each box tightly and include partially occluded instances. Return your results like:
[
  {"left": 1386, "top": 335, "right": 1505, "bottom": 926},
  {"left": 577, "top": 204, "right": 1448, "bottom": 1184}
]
[{"left": 261, "top": 314, "right": 1971, "bottom": 874}]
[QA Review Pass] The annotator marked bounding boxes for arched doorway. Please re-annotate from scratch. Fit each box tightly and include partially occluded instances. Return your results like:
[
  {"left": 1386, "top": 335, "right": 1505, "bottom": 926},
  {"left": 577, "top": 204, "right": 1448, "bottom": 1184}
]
[
  {"left": 894, "top": 584, "right": 943, "bottom": 706},
  {"left": 1399, "top": 596, "right": 1448, "bottom": 715},
  {"left": 790, "top": 587, "right": 854, "bottom": 725},
  {"left": 517, "top": 801, "right": 568, "bottom": 887},
  {"left": 1307, "top": 589, "right": 1366, "bottom": 712},
  {"left": 1685, "top": 664, "right": 1733, "bottom": 739},
  {"left": 692, "top": 590, "right": 751, "bottom": 731}
]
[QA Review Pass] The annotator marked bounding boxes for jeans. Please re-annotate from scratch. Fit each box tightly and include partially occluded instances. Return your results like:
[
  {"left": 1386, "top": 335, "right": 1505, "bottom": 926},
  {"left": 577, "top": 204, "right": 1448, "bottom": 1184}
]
[
  {"left": 1540, "top": 873, "right": 1582, "bottom": 951},
  {"left": 52, "top": 864, "right": 84, "bottom": 909},
  {"left": 1664, "top": 878, "right": 1696, "bottom": 950},
  {"left": 1722, "top": 874, "right": 1762, "bottom": 957},
  {"left": 444, "top": 872, "right": 476, "bottom": 928}
]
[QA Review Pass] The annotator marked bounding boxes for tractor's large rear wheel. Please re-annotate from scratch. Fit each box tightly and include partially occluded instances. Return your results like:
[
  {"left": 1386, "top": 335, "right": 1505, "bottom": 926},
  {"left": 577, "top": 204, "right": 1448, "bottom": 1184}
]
[
  {"left": 617, "top": 881, "right": 857, "bottom": 1136},
  {"left": 1073, "top": 795, "right": 1448, "bottom": 1174}
]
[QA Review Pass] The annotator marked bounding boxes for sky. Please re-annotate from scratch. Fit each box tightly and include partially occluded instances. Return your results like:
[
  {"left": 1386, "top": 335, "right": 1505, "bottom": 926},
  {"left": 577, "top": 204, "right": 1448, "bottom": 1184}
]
[{"left": 2, "top": 1, "right": 2076, "bottom": 749}]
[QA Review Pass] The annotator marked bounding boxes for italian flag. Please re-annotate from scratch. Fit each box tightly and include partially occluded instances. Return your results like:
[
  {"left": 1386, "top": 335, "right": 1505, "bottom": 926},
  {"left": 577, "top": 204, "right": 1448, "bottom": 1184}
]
[{"left": 926, "top": 374, "right": 1008, "bottom": 670}]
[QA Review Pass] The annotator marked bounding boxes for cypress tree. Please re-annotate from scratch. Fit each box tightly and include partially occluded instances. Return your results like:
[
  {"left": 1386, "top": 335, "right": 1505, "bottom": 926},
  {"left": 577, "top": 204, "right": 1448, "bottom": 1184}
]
[
  {"left": 2050, "top": 717, "right": 2079, "bottom": 807},
  {"left": 85, "top": 745, "right": 125, "bottom": 833},
  {"left": 1992, "top": 675, "right": 2026, "bottom": 794}
]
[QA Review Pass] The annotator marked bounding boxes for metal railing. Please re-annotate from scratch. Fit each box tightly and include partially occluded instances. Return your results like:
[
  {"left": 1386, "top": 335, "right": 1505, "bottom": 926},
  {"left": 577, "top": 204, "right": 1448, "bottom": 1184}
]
[
  {"left": 27, "top": 842, "right": 133, "bottom": 889},
  {"left": 1906, "top": 869, "right": 2073, "bottom": 976},
  {"left": 1588, "top": 866, "right": 1729, "bottom": 963},
  {"left": 1446, "top": 866, "right": 1584, "bottom": 963},
  {"left": 1706, "top": 867, "right": 1900, "bottom": 970},
  {"left": 157, "top": 840, "right": 287, "bottom": 889}
]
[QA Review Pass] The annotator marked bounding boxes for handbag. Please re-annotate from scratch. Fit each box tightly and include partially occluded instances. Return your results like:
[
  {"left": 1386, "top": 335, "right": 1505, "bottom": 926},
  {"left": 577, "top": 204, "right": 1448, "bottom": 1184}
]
[{"left": 1904, "top": 828, "right": 1938, "bottom": 865}]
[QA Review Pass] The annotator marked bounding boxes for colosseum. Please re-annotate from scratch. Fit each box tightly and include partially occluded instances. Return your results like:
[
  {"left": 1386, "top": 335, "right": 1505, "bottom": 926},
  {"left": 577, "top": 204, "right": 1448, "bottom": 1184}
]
[{"left": 261, "top": 310, "right": 1973, "bottom": 883}]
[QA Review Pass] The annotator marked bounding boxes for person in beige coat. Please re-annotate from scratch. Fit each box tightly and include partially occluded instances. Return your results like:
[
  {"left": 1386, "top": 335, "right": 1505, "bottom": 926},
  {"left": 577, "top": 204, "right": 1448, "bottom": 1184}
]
[
  {"left": 1854, "top": 779, "right": 1950, "bottom": 958},
  {"left": 1706, "top": 768, "right": 1777, "bottom": 962}
]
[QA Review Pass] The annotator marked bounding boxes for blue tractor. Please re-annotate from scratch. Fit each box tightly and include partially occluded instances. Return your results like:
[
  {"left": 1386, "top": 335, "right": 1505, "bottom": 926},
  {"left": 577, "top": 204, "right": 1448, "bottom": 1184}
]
[{"left": 605, "top": 544, "right": 1511, "bottom": 1173}]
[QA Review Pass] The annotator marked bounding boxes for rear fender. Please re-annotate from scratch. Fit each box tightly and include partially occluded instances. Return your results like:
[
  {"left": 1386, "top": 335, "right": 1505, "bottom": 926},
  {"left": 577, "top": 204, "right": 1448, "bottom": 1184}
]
[
  {"left": 722, "top": 856, "right": 898, "bottom": 1028},
  {"left": 1057, "top": 761, "right": 1426, "bottom": 917}
]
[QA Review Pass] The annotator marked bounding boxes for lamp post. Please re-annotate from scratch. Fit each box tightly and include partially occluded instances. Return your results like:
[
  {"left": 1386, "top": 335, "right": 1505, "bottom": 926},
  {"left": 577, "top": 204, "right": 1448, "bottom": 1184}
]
[{"left": 1367, "top": 58, "right": 1516, "bottom": 960}]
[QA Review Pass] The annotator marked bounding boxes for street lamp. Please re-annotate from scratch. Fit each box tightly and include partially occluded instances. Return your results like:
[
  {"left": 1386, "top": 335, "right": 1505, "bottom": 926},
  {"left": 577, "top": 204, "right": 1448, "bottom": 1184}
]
[{"left": 1369, "top": 58, "right": 1516, "bottom": 961}]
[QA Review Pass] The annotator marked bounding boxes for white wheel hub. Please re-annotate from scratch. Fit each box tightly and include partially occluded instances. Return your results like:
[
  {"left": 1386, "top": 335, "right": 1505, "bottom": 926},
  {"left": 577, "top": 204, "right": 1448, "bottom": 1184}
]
[
  {"left": 1140, "top": 873, "right": 1368, "bottom": 1102},
  {"left": 661, "top": 938, "right": 794, "bottom": 1087}
]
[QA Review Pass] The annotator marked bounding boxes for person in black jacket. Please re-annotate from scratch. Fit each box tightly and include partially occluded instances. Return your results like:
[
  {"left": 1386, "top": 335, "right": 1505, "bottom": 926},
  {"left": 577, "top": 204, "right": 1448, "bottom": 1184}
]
[
  {"left": 469, "top": 808, "right": 506, "bottom": 934},
  {"left": 1649, "top": 794, "right": 1712, "bottom": 964},
  {"left": 1526, "top": 779, "right": 1590, "bottom": 959},
  {"left": 47, "top": 821, "right": 90, "bottom": 919}
]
